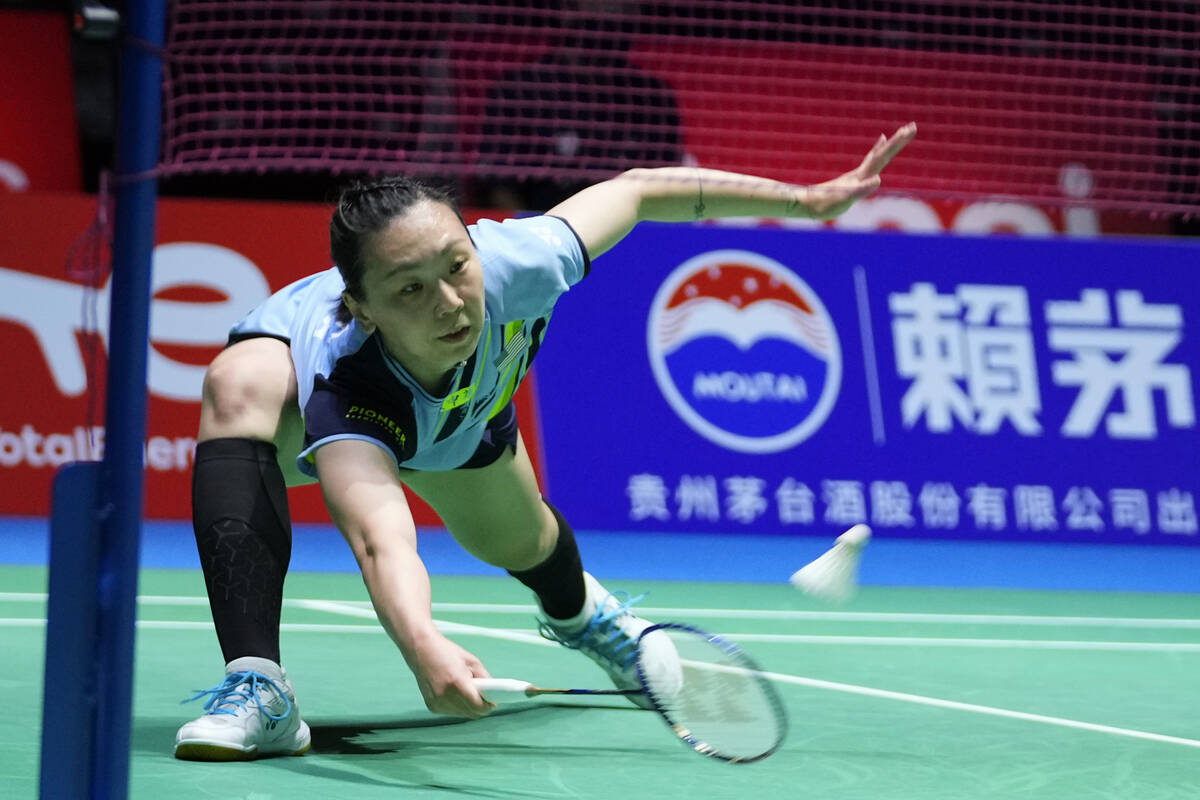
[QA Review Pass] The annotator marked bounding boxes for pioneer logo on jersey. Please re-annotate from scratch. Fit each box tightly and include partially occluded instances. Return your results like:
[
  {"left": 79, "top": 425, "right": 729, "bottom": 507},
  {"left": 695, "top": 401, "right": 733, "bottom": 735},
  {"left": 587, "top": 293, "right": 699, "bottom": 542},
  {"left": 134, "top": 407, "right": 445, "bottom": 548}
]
[{"left": 646, "top": 250, "right": 842, "bottom": 453}]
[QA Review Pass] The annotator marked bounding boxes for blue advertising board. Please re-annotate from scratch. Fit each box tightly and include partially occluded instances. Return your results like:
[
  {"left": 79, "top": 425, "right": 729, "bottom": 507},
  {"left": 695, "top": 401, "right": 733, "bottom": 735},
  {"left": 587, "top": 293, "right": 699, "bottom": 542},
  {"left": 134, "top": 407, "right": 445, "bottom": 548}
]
[{"left": 533, "top": 226, "right": 1199, "bottom": 545}]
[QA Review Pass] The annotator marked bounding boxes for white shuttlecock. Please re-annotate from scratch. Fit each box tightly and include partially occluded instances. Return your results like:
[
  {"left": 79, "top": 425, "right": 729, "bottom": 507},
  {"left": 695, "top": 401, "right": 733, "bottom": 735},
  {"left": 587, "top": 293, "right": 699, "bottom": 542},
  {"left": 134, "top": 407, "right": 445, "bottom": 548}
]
[{"left": 789, "top": 524, "right": 872, "bottom": 604}]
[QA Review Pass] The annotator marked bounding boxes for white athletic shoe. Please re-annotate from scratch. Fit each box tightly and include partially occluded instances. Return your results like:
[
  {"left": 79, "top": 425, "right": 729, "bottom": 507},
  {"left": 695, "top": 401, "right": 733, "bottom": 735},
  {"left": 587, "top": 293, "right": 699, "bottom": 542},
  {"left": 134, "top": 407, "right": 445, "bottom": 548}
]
[
  {"left": 539, "top": 572, "right": 681, "bottom": 709},
  {"left": 174, "top": 656, "right": 311, "bottom": 761}
]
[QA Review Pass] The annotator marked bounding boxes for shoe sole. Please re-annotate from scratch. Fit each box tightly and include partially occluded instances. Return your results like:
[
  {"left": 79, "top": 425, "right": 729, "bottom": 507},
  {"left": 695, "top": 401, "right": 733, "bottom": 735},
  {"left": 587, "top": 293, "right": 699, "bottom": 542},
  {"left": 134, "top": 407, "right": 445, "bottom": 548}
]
[
  {"left": 174, "top": 740, "right": 310, "bottom": 761},
  {"left": 174, "top": 723, "right": 312, "bottom": 761}
]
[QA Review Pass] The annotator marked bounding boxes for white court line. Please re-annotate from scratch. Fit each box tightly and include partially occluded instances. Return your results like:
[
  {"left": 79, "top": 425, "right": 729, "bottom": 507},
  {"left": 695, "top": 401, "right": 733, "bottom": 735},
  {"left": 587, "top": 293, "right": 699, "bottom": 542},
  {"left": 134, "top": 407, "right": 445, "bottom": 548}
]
[
  {"left": 289, "top": 599, "right": 554, "bottom": 646},
  {"left": 6, "top": 613, "right": 1200, "bottom": 748},
  {"left": 0, "top": 616, "right": 551, "bottom": 643},
  {"left": 7, "top": 613, "right": 1200, "bottom": 652},
  {"left": 219, "top": 598, "right": 1200, "bottom": 630},
  {"left": 714, "top": 633, "right": 1200, "bottom": 652},
  {"left": 0, "top": 618, "right": 384, "bottom": 633},
  {"left": 5, "top": 615, "right": 1199, "bottom": 652},
  {"left": 430, "top": 605, "right": 1200, "bottom": 630},
  {"left": 290, "top": 598, "right": 384, "bottom": 619},
  {"left": 272, "top": 603, "right": 1200, "bottom": 653},
  {"left": 764, "top": 670, "right": 1200, "bottom": 750},
  {"left": 6, "top": 592, "right": 1200, "bottom": 630}
]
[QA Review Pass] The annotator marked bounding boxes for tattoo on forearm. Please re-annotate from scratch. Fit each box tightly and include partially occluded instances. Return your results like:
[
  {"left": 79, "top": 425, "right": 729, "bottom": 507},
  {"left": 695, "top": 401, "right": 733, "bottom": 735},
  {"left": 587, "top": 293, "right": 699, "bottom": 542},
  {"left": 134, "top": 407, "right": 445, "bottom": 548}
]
[
  {"left": 628, "top": 168, "right": 805, "bottom": 218},
  {"left": 786, "top": 190, "right": 805, "bottom": 216}
]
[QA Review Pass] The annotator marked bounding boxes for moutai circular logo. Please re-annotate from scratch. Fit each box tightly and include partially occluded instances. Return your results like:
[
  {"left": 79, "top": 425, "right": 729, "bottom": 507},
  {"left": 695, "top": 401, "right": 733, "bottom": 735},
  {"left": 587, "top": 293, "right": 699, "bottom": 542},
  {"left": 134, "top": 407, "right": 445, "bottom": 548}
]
[{"left": 647, "top": 250, "right": 841, "bottom": 453}]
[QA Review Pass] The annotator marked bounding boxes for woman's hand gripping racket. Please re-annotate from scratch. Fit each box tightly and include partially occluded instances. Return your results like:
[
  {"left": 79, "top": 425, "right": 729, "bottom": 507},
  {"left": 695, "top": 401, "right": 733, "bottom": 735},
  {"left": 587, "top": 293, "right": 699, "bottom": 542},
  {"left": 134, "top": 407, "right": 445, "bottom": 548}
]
[{"left": 475, "top": 623, "right": 788, "bottom": 764}]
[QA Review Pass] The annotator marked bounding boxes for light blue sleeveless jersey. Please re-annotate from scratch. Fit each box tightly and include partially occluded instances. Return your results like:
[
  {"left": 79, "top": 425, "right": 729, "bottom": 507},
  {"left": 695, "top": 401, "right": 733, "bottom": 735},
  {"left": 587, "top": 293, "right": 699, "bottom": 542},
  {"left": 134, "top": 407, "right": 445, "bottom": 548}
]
[{"left": 228, "top": 215, "right": 589, "bottom": 474}]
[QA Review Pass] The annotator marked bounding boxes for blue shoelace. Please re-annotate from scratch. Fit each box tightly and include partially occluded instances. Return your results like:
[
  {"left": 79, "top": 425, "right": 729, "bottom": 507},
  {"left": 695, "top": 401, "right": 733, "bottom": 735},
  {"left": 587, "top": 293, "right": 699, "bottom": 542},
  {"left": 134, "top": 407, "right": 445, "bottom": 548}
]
[
  {"left": 181, "top": 670, "right": 292, "bottom": 721},
  {"left": 540, "top": 590, "right": 648, "bottom": 669}
]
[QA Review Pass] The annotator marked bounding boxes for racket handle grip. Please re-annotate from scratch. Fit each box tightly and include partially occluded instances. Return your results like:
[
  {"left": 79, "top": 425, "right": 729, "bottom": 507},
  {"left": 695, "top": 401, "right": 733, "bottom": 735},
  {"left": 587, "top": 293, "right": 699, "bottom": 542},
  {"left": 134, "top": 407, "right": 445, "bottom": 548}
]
[{"left": 474, "top": 678, "right": 534, "bottom": 703}]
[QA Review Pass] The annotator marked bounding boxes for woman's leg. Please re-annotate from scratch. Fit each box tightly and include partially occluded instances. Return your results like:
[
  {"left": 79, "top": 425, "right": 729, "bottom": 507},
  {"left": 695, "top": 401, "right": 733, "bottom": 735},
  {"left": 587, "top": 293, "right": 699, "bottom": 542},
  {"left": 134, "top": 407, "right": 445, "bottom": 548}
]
[
  {"left": 399, "top": 434, "right": 587, "bottom": 620},
  {"left": 177, "top": 337, "right": 312, "bottom": 761},
  {"left": 192, "top": 337, "right": 299, "bottom": 665}
]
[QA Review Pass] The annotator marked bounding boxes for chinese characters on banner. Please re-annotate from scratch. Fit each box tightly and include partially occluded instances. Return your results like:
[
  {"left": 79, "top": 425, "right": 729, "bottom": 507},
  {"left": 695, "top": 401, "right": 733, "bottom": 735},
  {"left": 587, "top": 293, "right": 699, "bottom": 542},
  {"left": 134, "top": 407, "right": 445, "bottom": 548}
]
[
  {"left": 625, "top": 475, "right": 1196, "bottom": 537},
  {"left": 892, "top": 284, "right": 1191, "bottom": 440},
  {"left": 535, "top": 227, "right": 1198, "bottom": 544}
]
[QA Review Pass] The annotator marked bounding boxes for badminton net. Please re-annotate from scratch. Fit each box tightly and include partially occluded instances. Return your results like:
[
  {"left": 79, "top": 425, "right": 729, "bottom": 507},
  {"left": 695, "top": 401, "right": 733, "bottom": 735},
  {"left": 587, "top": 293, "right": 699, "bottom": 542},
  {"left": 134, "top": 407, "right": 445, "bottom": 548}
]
[{"left": 159, "top": 0, "right": 1200, "bottom": 216}]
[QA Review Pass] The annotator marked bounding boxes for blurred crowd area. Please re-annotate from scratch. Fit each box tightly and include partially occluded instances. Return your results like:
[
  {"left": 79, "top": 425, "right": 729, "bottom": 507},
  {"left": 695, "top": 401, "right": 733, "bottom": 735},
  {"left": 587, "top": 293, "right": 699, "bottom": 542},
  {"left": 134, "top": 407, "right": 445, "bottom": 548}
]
[{"left": 4, "top": 0, "right": 1197, "bottom": 233}]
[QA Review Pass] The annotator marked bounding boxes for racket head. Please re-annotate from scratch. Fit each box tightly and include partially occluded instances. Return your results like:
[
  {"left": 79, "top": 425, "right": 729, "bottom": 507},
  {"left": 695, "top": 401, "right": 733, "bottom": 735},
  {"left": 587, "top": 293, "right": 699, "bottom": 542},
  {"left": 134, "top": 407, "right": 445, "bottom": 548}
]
[{"left": 635, "top": 622, "right": 788, "bottom": 764}]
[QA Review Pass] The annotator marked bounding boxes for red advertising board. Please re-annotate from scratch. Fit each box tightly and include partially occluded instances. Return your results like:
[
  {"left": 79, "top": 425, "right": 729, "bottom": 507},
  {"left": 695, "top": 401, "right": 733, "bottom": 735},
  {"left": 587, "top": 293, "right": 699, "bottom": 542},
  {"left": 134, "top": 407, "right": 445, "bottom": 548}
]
[
  {"left": 0, "top": 192, "right": 530, "bottom": 524},
  {"left": 0, "top": 11, "right": 81, "bottom": 192}
]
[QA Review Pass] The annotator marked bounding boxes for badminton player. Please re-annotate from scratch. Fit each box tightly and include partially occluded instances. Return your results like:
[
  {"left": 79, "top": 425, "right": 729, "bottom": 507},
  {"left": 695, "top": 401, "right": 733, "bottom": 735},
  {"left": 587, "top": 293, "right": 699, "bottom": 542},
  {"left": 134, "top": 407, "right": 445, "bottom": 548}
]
[{"left": 174, "top": 123, "right": 917, "bottom": 760}]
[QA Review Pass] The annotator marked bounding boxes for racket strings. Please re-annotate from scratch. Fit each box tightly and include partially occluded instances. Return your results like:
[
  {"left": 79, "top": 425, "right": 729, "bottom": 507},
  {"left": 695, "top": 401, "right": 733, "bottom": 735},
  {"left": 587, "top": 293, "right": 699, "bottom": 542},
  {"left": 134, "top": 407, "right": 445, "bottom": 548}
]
[
  {"left": 639, "top": 625, "right": 787, "bottom": 763},
  {"left": 672, "top": 666, "right": 763, "bottom": 725}
]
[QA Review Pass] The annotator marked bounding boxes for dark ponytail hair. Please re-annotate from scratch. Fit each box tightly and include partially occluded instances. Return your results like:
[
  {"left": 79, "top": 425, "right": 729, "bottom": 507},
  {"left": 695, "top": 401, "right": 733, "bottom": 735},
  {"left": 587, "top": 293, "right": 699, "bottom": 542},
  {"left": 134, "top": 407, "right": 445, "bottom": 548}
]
[{"left": 330, "top": 175, "right": 463, "bottom": 321}]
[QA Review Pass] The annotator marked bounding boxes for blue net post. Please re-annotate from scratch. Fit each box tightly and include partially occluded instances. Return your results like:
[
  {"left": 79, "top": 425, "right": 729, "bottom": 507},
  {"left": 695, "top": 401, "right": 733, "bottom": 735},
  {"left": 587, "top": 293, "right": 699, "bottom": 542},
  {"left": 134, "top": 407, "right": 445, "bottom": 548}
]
[
  {"left": 39, "top": 1, "right": 167, "bottom": 797},
  {"left": 40, "top": 462, "right": 104, "bottom": 798}
]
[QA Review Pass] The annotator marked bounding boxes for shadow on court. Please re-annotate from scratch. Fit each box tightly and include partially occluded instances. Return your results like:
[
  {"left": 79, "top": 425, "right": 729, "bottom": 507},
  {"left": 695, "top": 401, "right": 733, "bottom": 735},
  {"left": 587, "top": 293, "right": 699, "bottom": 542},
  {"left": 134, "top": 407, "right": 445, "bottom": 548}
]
[
  {"left": 129, "top": 705, "right": 658, "bottom": 799},
  {"left": 131, "top": 703, "right": 644, "bottom": 756},
  {"left": 306, "top": 703, "right": 646, "bottom": 756}
]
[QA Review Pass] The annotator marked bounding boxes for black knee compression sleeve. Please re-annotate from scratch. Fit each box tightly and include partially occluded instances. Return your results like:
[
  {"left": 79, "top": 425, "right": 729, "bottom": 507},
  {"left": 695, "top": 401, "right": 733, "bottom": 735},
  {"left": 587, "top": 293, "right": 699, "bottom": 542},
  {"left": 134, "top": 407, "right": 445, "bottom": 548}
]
[
  {"left": 506, "top": 500, "right": 587, "bottom": 620},
  {"left": 192, "top": 437, "right": 292, "bottom": 664}
]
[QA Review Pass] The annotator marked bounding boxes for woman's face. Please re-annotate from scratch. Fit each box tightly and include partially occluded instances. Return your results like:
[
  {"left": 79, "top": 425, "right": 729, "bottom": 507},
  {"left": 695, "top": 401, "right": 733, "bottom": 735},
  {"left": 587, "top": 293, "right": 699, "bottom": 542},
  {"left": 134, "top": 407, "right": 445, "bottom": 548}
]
[{"left": 345, "top": 199, "right": 485, "bottom": 393}]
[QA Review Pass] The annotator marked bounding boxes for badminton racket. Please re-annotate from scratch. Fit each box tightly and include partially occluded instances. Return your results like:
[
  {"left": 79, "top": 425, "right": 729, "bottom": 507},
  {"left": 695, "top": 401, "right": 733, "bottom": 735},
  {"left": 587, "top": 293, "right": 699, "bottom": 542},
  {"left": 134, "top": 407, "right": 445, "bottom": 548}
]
[{"left": 476, "top": 622, "right": 788, "bottom": 764}]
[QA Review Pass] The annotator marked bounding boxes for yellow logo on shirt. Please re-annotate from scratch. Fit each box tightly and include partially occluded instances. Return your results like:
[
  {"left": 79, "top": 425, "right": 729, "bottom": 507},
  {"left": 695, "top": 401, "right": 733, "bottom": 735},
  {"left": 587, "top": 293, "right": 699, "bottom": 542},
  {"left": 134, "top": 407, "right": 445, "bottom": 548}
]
[
  {"left": 442, "top": 385, "right": 476, "bottom": 410},
  {"left": 345, "top": 405, "right": 407, "bottom": 447}
]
